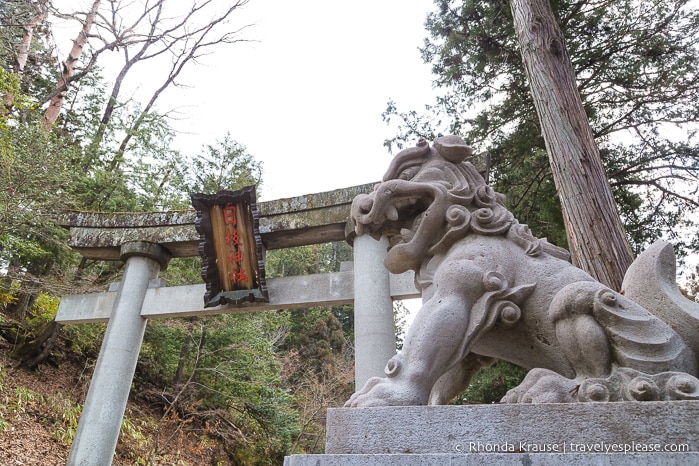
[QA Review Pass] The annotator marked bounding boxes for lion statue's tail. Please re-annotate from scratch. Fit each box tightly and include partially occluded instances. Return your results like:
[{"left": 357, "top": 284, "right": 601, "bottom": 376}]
[{"left": 622, "top": 240, "right": 699, "bottom": 374}]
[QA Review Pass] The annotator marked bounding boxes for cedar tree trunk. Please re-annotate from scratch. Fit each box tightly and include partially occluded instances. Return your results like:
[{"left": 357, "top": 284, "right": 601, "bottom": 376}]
[{"left": 509, "top": 0, "right": 634, "bottom": 290}]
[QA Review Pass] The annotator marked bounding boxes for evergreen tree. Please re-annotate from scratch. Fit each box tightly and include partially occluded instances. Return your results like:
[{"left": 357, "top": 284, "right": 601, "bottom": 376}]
[
  {"left": 386, "top": 0, "right": 699, "bottom": 258},
  {"left": 266, "top": 241, "right": 356, "bottom": 453}
]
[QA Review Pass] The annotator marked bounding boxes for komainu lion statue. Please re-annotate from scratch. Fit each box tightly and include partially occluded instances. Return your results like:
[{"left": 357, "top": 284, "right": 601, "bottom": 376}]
[{"left": 345, "top": 135, "right": 699, "bottom": 407}]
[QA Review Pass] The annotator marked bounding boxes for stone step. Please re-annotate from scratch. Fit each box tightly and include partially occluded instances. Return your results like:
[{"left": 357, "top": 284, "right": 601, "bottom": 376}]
[
  {"left": 286, "top": 402, "right": 699, "bottom": 465},
  {"left": 285, "top": 452, "right": 699, "bottom": 465}
]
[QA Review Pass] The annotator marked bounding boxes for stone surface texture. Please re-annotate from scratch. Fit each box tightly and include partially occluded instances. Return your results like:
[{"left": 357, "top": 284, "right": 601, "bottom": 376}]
[
  {"left": 56, "top": 268, "right": 418, "bottom": 324},
  {"left": 285, "top": 453, "right": 699, "bottom": 465},
  {"left": 325, "top": 403, "right": 698, "bottom": 454},
  {"left": 346, "top": 136, "right": 699, "bottom": 407},
  {"left": 285, "top": 402, "right": 699, "bottom": 465},
  {"left": 67, "top": 243, "right": 169, "bottom": 465}
]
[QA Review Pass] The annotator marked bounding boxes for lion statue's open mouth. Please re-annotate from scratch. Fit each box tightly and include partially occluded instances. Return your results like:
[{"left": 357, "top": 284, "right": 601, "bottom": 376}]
[
  {"left": 351, "top": 136, "right": 513, "bottom": 274},
  {"left": 352, "top": 175, "right": 447, "bottom": 274},
  {"left": 356, "top": 191, "right": 430, "bottom": 248}
]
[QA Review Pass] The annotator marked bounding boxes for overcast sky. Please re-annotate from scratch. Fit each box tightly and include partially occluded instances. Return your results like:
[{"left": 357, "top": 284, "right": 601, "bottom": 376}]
[
  {"left": 175, "top": 0, "right": 437, "bottom": 202},
  {"left": 52, "top": 1, "right": 437, "bottom": 201}
]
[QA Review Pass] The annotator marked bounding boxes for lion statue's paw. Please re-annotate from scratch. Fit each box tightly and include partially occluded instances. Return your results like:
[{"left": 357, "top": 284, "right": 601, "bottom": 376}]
[
  {"left": 344, "top": 376, "right": 428, "bottom": 407},
  {"left": 502, "top": 367, "right": 699, "bottom": 404},
  {"left": 502, "top": 368, "right": 578, "bottom": 404}
]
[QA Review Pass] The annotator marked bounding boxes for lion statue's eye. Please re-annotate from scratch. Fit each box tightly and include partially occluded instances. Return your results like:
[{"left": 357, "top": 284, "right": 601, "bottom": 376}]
[{"left": 399, "top": 167, "right": 418, "bottom": 180}]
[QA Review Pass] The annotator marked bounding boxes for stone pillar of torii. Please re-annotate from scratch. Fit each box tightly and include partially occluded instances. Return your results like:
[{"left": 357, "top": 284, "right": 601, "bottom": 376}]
[
  {"left": 56, "top": 184, "right": 418, "bottom": 466},
  {"left": 68, "top": 242, "right": 171, "bottom": 464}
]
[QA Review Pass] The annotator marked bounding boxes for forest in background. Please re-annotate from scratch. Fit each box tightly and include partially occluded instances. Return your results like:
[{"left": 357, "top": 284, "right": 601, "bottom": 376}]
[{"left": 1, "top": 0, "right": 698, "bottom": 464}]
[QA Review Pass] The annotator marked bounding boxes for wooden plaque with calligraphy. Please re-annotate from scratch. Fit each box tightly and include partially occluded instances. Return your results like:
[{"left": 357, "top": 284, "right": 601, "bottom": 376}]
[{"left": 191, "top": 186, "right": 269, "bottom": 307}]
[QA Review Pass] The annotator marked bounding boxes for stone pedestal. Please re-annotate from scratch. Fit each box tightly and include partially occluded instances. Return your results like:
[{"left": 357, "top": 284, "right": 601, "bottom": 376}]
[{"left": 285, "top": 402, "right": 699, "bottom": 465}]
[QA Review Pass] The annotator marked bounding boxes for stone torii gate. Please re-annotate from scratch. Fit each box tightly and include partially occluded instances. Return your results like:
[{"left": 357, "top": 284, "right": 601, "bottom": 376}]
[{"left": 55, "top": 183, "right": 420, "bottom": 466}]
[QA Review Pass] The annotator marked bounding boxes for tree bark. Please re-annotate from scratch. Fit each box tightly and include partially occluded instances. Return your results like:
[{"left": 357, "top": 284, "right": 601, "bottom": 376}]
[
  {"left": 509, "top": 0, "right": 634, "bottom": 290},
  {"left": 2, "top": 0, "right": 48, "bottom": 111},
  {"left": 6, "top": 287, "right": 38, "bottom": 320},
  {"left": 11, "top": 320, "right": 64, "bottom": 369},
  {"left": 41, "top": 0, "right": 101, "bottom": 131},
  {"left": 14, "top": 1, "right": 49, "bottom": 74}
]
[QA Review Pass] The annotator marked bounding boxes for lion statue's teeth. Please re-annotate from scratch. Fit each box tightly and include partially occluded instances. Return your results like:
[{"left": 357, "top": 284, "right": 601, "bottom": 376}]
[{"left": 386, "top": 205, "right": 399, "bottom": 221}]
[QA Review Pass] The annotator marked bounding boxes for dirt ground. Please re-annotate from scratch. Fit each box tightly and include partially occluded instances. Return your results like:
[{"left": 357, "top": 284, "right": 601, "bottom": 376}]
[{"left": 0, "top": 342, "right": 223, "bottom": 465}]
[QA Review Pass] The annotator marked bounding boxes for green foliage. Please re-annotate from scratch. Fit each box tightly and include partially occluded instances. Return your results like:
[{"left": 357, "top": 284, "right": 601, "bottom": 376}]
[
  {"left": 0, "top": 1, "right": 55, "bottom": 94},
  {"left": 0, "top": 70, "right": 25, "bottom": 157},
  {"left": 453, "top": 361, "right": 527, "bottom": 405},
  {"left": 266, "top": 242, "right": 353, "bottom": 278},
  {"left": 159, "top": 257, "right": 205, "bottom": 288},
  {"left": 26, "top": 292, "right": 59, "bottom": 323},
  {"left": 0, "top": 281, "right": 102, "bottom": 366},
  {"left": 267, "top": 245, "right": 324, "bottom": 277},
  {"left": 0, "top": 3, "right": 364, "bottom": 462},
  {"left": 262, "top": 241, "right": 356, "bottom": 453},
  {"left": 136, "top": 321, "right": 188, "bottom": 388},
  {"left": 184, "top": 133, "right": 264, "bottom": 195},
  {"left": 4, "top": 385, "right": 80, "bottom": 444},
  {"left": 2, "top": 384, "right": 144, "bottom": 455},
  {"left": 281, "top": 309, "right": 346, "bottom": 382},
  {"left": 47, "top": 392, "right": 82, "bottom": 445},
  {"left": 61, "top": 322, "right": 106, "bottom": 360},
  {"left": 117, "top": 413, "right": 153, "bottom": 464},
  {"left": 0, "top": 2, "right": 327, "bottom": 462},
  {"left": 266, "top": 242, "right": 356, "bottom": 358},
  {"left": 385, "top": 0, "right": 699, "bottom": 256},
  {"left": 137, "top": 312, "right": 299, "bottom": 464},
  {"left": 0, "top": 288, "right": 17, "bottom": 309},
  {"left": 394, "top": 301, "right": 410, "bottom": 351},
  {"left": 0, "top": 47, "right": 278, "bottom": 459},
  {"left": 0, "top": 123, "right": 78, "bottom": 284},
  {"left": 12, "top": 385, "right": 43, "bottom": 412}
]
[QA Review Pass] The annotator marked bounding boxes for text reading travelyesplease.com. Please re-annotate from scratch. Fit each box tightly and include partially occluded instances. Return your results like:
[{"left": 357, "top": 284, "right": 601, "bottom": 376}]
[{"left": 453, "top": 441, "right": 691, "bottom": 454}]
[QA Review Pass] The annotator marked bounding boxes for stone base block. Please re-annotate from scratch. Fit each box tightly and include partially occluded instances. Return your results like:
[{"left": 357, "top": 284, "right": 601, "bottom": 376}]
[
  {"left": 285, "top": 453, "right": 699, "bottom": 465},
  {"left": 285, "top": 401, "right": 698, "bottom": 464}
]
